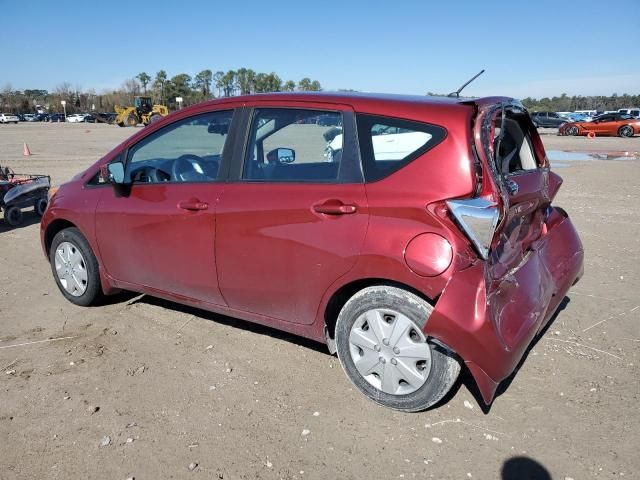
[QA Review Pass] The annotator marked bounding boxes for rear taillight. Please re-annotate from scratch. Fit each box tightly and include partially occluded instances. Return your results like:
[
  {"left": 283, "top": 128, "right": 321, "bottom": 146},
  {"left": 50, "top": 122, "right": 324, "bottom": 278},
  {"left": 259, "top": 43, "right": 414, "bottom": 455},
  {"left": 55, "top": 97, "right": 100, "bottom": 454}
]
[{"left": 445, "top": 198, "right": 500, "bottom": 260}]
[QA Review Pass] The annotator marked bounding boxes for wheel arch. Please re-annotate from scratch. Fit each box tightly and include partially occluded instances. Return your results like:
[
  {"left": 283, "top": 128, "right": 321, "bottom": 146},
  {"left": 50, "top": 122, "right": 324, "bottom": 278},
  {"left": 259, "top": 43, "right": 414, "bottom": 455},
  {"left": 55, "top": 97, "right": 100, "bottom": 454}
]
[
  {"left": 44, "top": 218, "right": 78, "bottom": 254},
  {"left": 323, "top": 277, "right": 437, "bottom": 351}
]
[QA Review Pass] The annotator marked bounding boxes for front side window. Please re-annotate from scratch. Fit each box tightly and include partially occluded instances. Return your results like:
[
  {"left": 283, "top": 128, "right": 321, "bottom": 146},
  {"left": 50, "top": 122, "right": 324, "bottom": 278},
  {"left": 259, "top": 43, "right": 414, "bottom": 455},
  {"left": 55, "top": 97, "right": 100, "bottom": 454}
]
[
  {"left": 126, "top": 110, "right": 233, "bottom": 183},
  {"left": 242, "top": 108, "right": 344, "bottom": 182},
  {"left": 356, "top": 114, "right": 446, "bottom": 182}
]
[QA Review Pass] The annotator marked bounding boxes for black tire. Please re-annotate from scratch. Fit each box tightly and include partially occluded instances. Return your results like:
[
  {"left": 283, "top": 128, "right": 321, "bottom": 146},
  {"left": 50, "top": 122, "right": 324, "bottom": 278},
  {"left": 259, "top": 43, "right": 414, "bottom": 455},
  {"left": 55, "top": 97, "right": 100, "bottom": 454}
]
[
  {"left": 125, "top": 114, "right": 137, "bottom": 127},
  {"left": 335, "top": 285, "right": 460, "bottom": 412},
  {"left": 149, "top": 113, "right": 162, "bottom": 124},
  {"left": 34, "top": 197, "right": 48, "bottom": 216},
  {"left": 49, "top": 227, "right": 103, "bottom": 306},
  {"left": 618, "top": 125, "right": 634, "bottom": 138},
  {"left": 4, "top": 206, "right": 23, "bottom": 227}
]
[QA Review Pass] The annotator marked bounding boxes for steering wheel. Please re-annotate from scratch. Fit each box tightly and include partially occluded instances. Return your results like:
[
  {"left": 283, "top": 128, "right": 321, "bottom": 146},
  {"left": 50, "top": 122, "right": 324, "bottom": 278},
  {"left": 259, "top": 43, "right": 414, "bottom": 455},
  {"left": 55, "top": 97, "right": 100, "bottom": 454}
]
[{"left": 172, "top": 154, "right": 208, "bottom": 182}]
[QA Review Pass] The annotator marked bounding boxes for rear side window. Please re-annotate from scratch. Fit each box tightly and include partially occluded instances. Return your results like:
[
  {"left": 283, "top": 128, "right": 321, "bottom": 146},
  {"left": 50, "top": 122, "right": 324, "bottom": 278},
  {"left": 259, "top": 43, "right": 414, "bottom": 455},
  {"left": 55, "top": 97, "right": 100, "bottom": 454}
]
[{"left": 356, "top": 114, "right": 446, "bottom": 182}]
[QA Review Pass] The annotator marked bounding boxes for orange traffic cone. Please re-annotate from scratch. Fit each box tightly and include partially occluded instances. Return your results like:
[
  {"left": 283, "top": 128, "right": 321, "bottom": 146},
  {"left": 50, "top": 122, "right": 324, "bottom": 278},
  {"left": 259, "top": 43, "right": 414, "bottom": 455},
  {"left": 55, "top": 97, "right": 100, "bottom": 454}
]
[{"left": 23, "top": 143, "right": 32, "bottom": 156}]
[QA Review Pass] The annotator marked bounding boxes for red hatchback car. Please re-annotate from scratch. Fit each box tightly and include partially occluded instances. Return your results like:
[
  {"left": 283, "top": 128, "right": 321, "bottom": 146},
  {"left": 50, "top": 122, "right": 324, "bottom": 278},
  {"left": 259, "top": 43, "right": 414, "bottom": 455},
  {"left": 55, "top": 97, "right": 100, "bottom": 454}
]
[{"left": 41, "top": 93, "right": 584, "bottom": 411}]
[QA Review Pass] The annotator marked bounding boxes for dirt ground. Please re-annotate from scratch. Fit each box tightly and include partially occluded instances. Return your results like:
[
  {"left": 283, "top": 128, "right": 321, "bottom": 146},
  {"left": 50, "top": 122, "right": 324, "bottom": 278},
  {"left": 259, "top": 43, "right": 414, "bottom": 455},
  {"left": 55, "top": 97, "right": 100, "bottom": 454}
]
[{"left": 0, "top": 123, "right": 638, "bottom": 480}]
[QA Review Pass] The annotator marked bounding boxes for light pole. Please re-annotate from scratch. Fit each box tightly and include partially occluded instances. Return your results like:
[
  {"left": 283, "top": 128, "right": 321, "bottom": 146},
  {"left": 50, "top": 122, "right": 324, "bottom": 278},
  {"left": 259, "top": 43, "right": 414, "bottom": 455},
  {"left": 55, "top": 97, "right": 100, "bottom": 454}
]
[
  {"left": 61, "top": 100, "right": 67, "bottom": 121},
  {"left": 176, "top": 97, "right": 183, "bottom": 110}
]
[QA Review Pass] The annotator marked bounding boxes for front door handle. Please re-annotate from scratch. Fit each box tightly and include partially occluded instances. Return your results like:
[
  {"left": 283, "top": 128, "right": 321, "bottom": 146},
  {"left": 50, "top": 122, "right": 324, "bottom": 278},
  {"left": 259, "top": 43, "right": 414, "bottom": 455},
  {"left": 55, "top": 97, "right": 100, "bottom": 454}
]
[
  {"left": 312, "top": 200, "right": 357, "bottom": 215},
  {"left": 178, "top": 198, "right": 209, "bottom": 211}
]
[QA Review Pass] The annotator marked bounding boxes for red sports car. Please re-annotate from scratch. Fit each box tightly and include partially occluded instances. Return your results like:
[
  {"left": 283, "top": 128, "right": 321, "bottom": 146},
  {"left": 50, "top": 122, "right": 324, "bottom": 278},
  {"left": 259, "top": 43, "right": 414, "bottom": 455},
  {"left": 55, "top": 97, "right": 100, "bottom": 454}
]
[
  {"left": 41, "top": 93, "right": 584, "bottom": 411},
  {"left": 559, "top": 112, "right": 640, "bottom": 137}
]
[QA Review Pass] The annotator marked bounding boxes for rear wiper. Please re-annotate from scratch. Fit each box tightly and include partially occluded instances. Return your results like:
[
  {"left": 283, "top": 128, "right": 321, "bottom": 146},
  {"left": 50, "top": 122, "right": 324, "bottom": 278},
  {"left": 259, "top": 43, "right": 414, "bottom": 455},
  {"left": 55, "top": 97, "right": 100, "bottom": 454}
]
[{"left": 448, "top": 69, "right": 485, "bottom": 98}]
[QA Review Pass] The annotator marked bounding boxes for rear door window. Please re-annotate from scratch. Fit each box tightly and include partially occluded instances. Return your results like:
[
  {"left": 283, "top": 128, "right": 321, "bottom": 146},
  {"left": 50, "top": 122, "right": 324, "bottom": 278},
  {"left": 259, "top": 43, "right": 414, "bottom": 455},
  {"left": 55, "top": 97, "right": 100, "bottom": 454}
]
[{"left": 356, "top": 114, "right": 446, "bottom": 182}]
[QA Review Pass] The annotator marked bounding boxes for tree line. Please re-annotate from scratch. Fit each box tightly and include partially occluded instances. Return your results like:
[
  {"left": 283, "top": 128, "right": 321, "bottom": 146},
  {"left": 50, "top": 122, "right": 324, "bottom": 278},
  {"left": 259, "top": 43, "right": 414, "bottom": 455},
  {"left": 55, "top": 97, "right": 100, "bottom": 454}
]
[
  {"left": 0, "top": 68, "right": 323, "bottom": 114},
  {"left": 2, "top": 72, "right": 638, "bottom": 115},
  {"left": 520, "top": 93, "right": 640, "bottom": 112}
]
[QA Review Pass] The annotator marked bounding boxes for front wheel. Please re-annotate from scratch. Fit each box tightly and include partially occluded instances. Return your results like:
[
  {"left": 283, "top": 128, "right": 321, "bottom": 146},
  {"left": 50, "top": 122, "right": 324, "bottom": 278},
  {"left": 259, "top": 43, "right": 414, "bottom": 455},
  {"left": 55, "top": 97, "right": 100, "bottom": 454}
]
[
  {"left": 335, "top": 286, "right": 460, "bottom": 412},
  {"left": 125, "top": 114, "right": 137, "bottom": 127},
  {"left": 618, "top": 125, "right": 634, "bottom": 137},
  {"left": 49, "top": 227, "right": 103, "bottom": 306},
  {"left": 566, "top": 126, "right": 579, "bottom": 136}
]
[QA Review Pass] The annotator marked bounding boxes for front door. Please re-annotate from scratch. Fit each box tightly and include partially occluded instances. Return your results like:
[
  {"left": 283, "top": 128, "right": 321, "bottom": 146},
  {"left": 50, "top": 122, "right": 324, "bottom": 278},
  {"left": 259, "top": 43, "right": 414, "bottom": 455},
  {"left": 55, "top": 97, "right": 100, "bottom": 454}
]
[
  {"left": 95, "top": 109, "right": 235, "bottom": 305},
  {"left": 216, "top": 105, "right": 368, "bottom": 324}
]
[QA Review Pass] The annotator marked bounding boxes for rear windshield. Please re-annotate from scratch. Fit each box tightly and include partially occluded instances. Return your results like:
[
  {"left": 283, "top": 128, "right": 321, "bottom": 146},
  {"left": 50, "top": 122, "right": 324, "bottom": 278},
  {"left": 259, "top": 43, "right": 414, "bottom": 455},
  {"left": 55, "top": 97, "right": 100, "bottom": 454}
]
[{"left": 356, "top": 114, "right": 446, "bottom": 182}]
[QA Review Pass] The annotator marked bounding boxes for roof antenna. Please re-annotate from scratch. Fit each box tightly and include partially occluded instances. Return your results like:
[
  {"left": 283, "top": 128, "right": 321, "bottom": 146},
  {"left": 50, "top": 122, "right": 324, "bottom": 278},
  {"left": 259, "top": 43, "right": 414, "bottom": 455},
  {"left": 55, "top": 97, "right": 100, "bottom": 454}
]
[{"left": 448, "top": 69, "right": 485, "bottom": 98}]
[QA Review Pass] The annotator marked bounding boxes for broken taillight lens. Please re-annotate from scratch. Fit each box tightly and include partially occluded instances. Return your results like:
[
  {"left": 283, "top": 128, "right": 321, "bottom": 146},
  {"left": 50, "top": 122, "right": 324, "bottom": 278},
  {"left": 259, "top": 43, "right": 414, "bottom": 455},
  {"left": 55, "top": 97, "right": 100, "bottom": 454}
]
[{"left": 445, "top": 198, "right": 500, "bottom": 260}]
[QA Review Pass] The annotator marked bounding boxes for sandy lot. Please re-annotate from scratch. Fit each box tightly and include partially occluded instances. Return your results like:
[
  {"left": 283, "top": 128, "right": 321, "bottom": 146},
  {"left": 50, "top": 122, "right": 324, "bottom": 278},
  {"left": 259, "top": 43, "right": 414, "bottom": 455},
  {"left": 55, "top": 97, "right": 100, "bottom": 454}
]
[{"left": 1, "top": 123, "right": 639, "bottom": 480}]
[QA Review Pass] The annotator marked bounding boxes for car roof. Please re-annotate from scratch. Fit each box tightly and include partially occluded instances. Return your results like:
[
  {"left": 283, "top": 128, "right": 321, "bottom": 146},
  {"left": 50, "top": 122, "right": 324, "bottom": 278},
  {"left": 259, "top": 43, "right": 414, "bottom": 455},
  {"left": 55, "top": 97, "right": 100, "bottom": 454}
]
[{"left": 193, "top": 91, "right": 514, "bottom": 112}]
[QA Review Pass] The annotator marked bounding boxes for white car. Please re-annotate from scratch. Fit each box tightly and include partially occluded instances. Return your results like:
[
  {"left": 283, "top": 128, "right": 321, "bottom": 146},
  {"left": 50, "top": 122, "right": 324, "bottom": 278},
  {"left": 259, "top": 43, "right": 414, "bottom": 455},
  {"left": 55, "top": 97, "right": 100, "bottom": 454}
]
[
  {"left": 326, "top": 126, "right": 432, "bottom": 162},
  {"left": 0, "top": 113, "right": 19, "bottom": 124},
  {"left": 66, "top": 114, "right": 87, "bottom": 123}
]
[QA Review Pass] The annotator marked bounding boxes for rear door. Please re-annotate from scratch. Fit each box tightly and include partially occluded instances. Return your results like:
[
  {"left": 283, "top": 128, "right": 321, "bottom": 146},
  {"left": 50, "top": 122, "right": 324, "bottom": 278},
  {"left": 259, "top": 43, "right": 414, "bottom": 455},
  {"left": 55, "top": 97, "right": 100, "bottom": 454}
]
[{"left": 215, "top": 102, "right": 368, "bottom": 325}]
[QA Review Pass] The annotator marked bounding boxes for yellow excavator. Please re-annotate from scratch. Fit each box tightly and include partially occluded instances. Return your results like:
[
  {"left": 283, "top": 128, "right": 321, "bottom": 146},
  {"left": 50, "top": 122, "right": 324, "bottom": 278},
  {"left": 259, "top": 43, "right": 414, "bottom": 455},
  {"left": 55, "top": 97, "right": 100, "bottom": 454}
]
[{"left": 115, "top": 96, "right": 168, "bottom": 127}]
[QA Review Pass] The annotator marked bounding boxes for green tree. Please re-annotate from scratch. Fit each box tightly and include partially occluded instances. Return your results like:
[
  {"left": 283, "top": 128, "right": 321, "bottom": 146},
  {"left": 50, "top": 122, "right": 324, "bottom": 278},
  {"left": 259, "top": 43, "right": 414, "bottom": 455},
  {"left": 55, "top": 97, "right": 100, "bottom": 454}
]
[
  {"left": 213, "top": 71, "right": 224, "bottom": 97},
  {"left": 166, "top": 74, "right": 193, "bottom": 107},
  {"left": 153, "top": 70, "right": 168, "bottom": 104},
  {"left": 298, "top": 77, "right": 312, "bottom": 91},
  {"left": 136, "top": 72, "right": 151, "bottom": 93},
  {"left": 236, "top": 68, "right": 256, "bottom": 95},
  {"left": 194, "top": 69, "right": 213, "bottom": 98},
  {"left": 283, "top": 80, "right": 296, "bottom": 92},
  {"left": 220, "top": 70, "right": 236, "bottom": 97}
]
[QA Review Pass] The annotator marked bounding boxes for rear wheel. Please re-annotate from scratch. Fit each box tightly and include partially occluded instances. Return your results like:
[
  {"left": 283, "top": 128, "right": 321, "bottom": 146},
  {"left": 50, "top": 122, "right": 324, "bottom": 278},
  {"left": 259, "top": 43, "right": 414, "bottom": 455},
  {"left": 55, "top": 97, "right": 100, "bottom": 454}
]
[
  {"left": 618, "top": 125, "right": 634, "bottom": 137},
  {"left": 566, "top": 126, "right": 579, "bottom": 136},
  {"left": 49, "top": 227, "right": 103, "bottom": 306},
  {"left": 4, "top": 206, "right": 23, "bottom": 227},
  {"left": 149, "top": 113, "right": 162, "bottom": 124},
  {"left": 335, "top": 285, "right": 460, "bottom": 412},
  {"left": 34, "top": 197, "right": 48, "bottom": 216}
]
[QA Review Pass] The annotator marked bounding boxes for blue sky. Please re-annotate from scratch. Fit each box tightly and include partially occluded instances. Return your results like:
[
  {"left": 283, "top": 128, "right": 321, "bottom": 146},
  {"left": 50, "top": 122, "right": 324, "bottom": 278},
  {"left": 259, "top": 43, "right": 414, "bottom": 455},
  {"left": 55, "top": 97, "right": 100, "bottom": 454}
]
[{"left": 3, "top": 0, "right": 639, "bottom": 98}]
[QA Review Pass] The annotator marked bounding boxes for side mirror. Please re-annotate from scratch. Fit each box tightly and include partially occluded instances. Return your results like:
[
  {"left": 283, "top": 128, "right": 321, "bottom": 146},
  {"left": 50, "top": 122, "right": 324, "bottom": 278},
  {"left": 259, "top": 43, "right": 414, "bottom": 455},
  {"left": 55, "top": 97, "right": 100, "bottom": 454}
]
[
  {"left": 266, "top": 148, "right": 295, "bottom": 164},
  {"left": 107, "top": 161, "right": 125, "bottom": 184}
]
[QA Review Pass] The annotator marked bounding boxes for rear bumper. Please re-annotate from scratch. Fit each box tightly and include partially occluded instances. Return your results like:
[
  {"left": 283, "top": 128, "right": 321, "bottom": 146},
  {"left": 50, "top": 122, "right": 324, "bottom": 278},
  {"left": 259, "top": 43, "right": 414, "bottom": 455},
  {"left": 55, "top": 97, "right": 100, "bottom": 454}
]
[{"left": 426, "top": 210, "right": 584, "bottom": 404}]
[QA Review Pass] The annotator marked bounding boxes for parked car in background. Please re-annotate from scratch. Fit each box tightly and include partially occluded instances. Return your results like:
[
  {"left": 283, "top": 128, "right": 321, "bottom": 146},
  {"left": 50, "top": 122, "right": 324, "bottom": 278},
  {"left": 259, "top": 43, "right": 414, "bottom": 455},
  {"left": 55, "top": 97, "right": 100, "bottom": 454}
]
[
  {"left": 23, "top": 114, "right": 38, "bottom": 122},
  {"left": 41, "top": 92, "right": 584, "bottom": 411},
  {"left": 559, "top": 113, "right": 640, "bottom": 137},
  {"left": 618, "top": 108, "right": 640, "bottom": 118},
  {"left": 0, "top": 113, "right": 20, "bottom": 124},
  {"left": 49, "top": 113, "right": 66, "bottom": 123},
  {"left": 530, "top": 111, "right": 568, "bottom": 128},
  {"left": 574, "top": 110, "right": 597, "bottom": 117},
  {"left": 83, "top": 114, "right": 96, "bottom": 123},
  {"left": 67, "top": 114, "right": 87, "bottom": 123},
  {"left": 36, "top": 113, "right": 49, "bottom": 122}
]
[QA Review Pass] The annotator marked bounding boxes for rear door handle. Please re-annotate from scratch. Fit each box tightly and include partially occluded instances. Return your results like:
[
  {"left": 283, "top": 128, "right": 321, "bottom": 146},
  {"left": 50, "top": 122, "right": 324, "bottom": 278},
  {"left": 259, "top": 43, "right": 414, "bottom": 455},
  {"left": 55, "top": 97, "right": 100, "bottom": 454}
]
[
  {"left": 312, "top": 200, "right": 357, "bottom": 215},
  {"left": 178, "top": 199, "right": 209, "bottom": 211}
]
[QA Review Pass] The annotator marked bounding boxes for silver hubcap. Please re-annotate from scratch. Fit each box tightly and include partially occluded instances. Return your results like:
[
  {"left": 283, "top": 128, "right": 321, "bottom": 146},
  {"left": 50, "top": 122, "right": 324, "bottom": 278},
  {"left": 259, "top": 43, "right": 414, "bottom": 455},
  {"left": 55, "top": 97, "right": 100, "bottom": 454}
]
[
  {"left": 54, "top": 241, "right": 88, "bottom": 296},
  {"left": 348, "top": 309, "right": 432, "bottom": 395}
]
